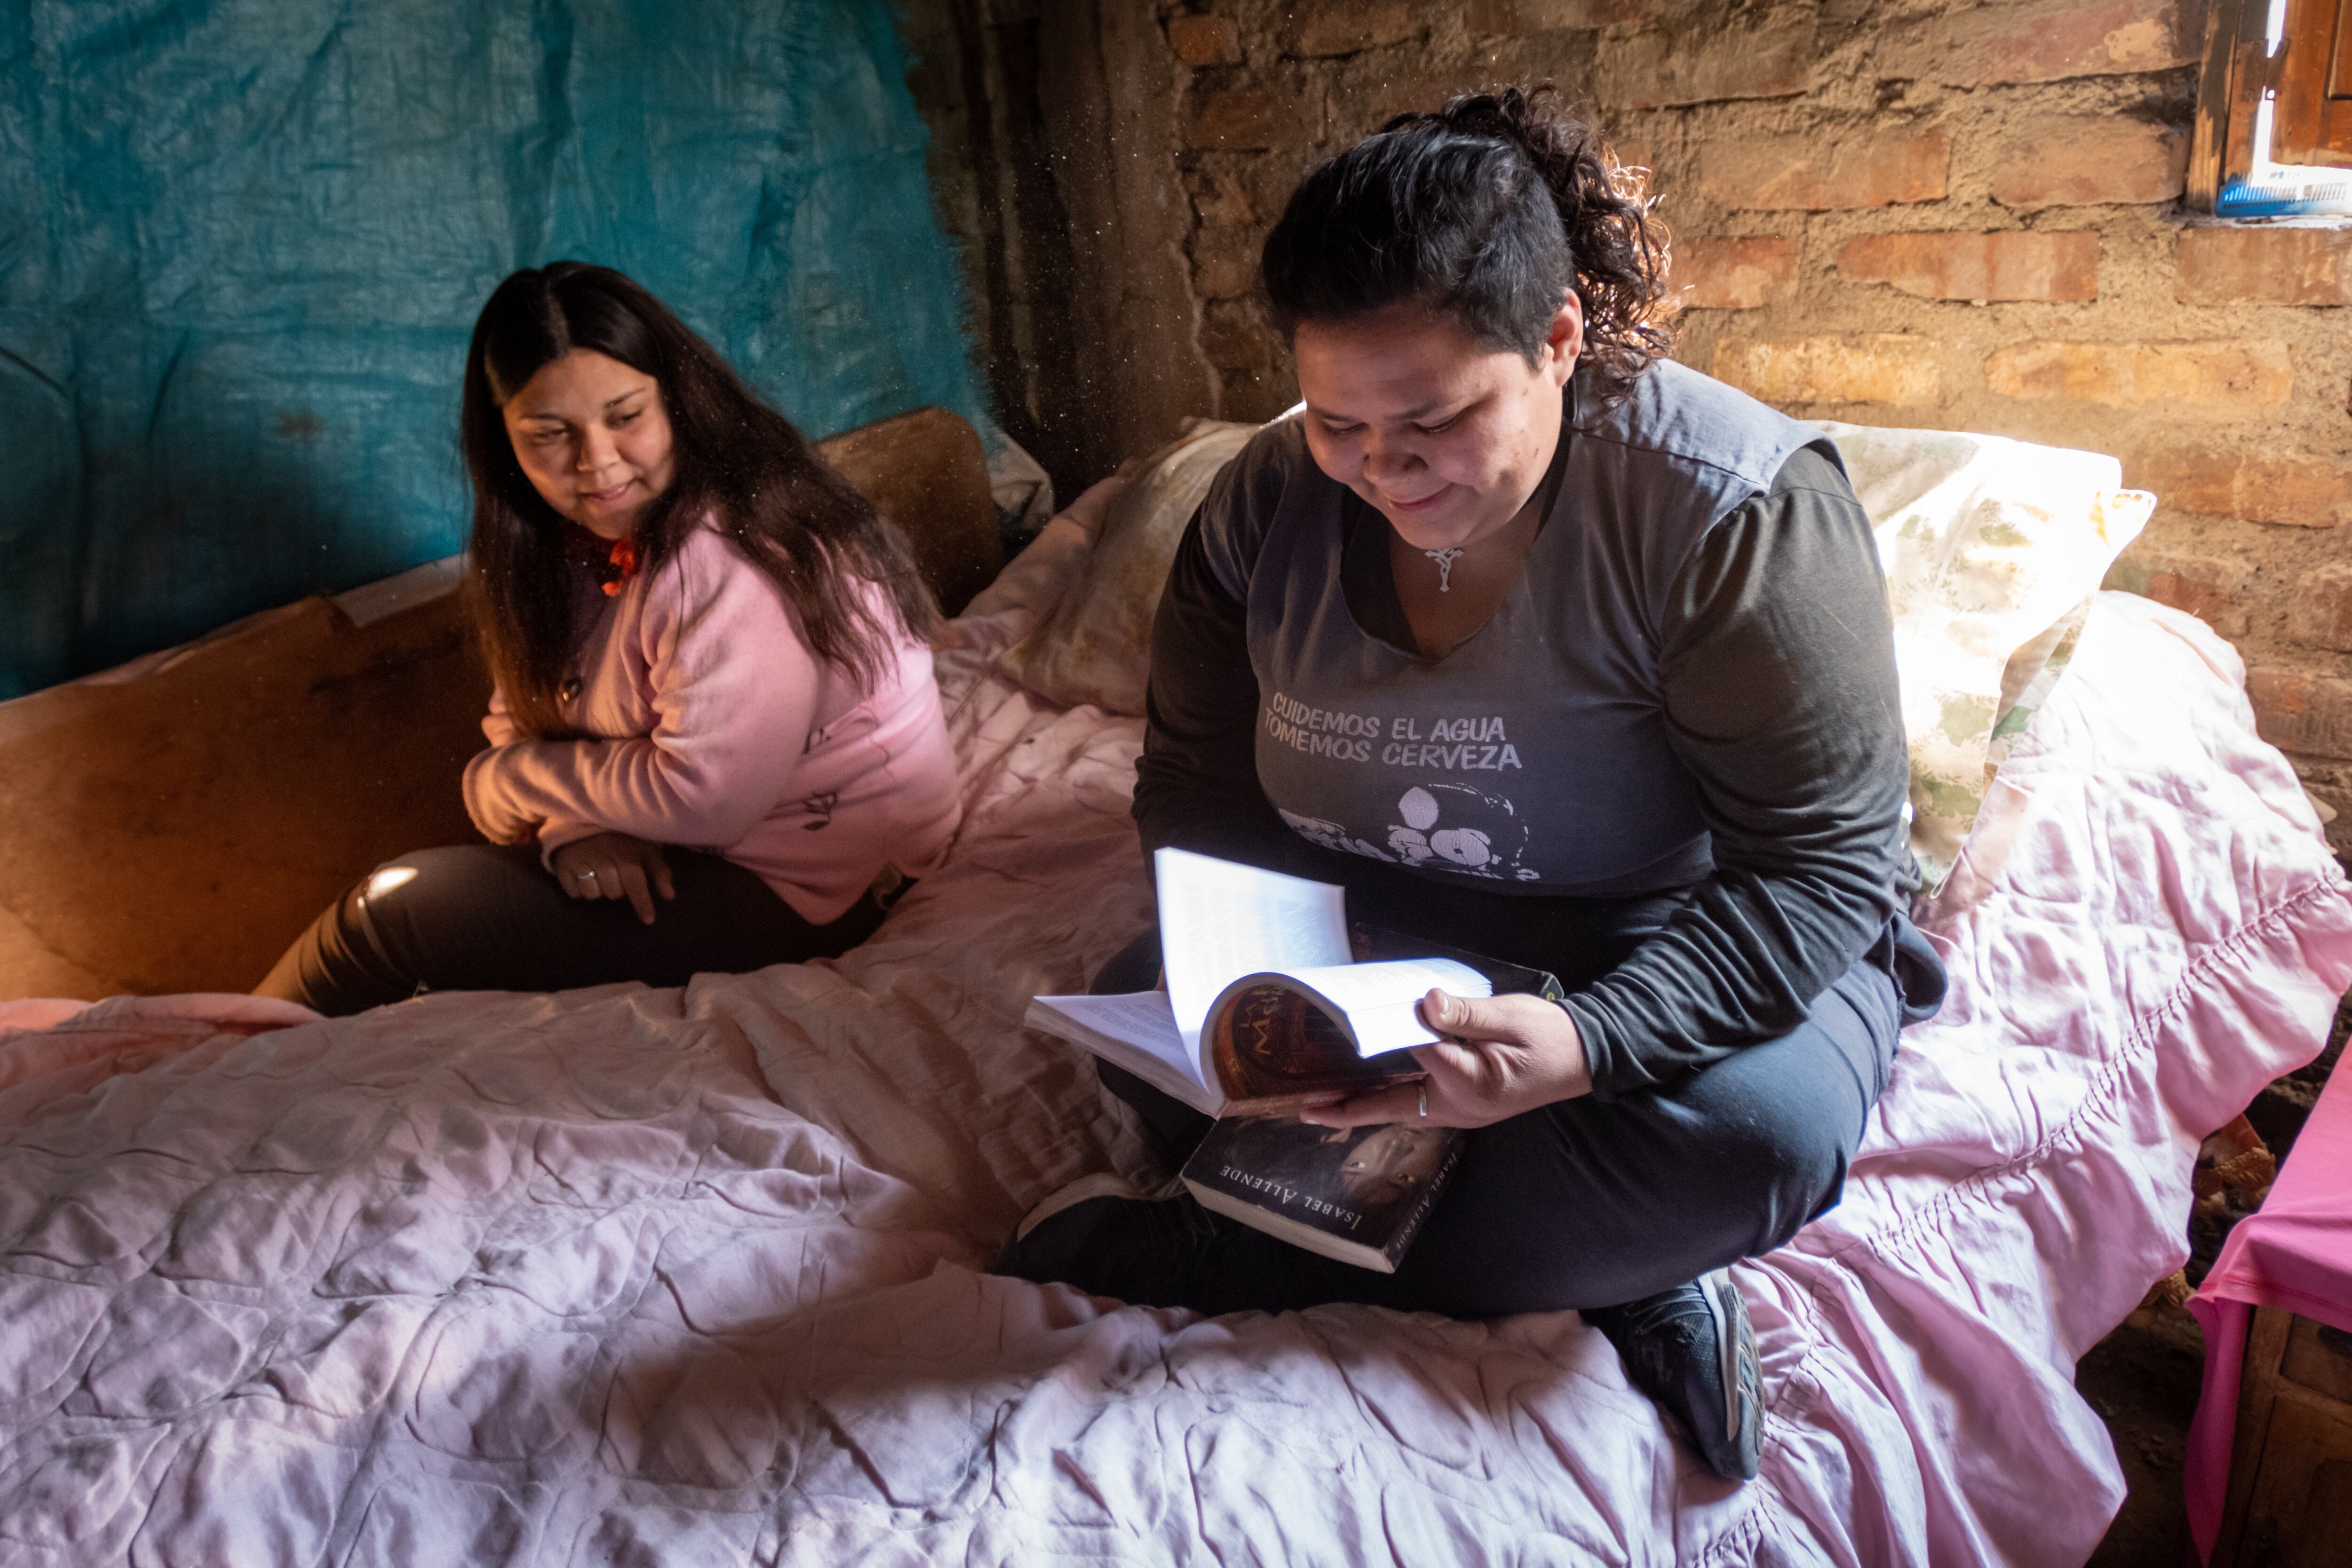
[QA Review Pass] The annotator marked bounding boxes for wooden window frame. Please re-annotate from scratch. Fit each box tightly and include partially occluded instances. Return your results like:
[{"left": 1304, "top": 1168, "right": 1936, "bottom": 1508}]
[{"left": 2191, "top": 0, "right": 2352, "bottom": 214}]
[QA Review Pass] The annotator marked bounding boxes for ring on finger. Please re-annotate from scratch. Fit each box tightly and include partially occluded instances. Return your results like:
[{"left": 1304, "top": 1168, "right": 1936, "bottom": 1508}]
[{"left": 576, "top": 870, "right": 598, "bottom": 882}]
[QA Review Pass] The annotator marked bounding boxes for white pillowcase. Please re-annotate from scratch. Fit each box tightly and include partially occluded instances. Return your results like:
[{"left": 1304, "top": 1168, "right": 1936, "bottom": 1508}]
[{"left": 995, "top": 419, "right": 1258, "bottom": 715}]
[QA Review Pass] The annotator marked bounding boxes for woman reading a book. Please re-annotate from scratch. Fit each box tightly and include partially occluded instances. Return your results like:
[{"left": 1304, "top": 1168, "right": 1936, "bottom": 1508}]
[
  {"left": 256, "top": 263, "right": 964, "bottom": 1014},
  {"left": 999, "top": 87, "right": 1947, "bottom": 1483}
]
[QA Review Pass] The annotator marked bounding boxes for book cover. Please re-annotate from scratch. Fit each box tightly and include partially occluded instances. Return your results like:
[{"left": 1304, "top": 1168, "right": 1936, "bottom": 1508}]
[
  {"left": 1023, "top": 850, "right": 1567, "bottom": 1270},
  {"left": 1351, "top": 923, "right": 1566, "bottom": 1003},
  {"left": 1180, "top": 1111, "right": 1465, "bottom": 1274},
  {"left": 1206, "top": 978, "right": 1428, "bottom": 1107},
  {"left": 1181, "top": 927, "right": 1560, "bottom": 1269},
  {"left": 1202, "top": 933, "right": 1563, "bottom": 1108}
]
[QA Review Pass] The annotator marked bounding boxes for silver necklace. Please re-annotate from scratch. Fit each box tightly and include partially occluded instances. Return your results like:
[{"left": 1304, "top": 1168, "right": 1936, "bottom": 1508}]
[{"left": 1422, "top": 547, "right": 1466, "bottom": 592}]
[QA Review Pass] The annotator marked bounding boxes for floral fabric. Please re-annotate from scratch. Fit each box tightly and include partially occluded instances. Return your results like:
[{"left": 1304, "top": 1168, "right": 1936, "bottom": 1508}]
[{"left": 1809, "top": 421, "right": 2152, "bottom": 891}]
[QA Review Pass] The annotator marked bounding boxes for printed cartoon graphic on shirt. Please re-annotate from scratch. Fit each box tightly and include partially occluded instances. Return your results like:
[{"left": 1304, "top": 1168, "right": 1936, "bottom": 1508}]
[
  {"left": 1278, "top": 810, "right": 1394, "bottom": 862},
  {"left": 1386, "top": 784, "right": 1535, "bottom": 879}
]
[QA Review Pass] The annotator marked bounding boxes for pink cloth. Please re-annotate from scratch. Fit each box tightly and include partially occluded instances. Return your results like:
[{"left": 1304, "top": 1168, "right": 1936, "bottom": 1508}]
[
  {"left": 2186, "top": 1046, "right": 2352, "bottom": 1560},
  {"left": 0, "top": 581, "right": 2346, "bottom": 1564},
  {"left": 463, "top": 524, "right": 961, "bottom": 923},
  {"left": 0, "top": 993, "right": 318, "bottom": 1092}
]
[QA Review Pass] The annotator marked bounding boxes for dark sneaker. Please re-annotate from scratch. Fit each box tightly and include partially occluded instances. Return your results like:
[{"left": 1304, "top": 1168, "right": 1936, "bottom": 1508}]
[
  {"left": 994, "top": 1173, "right": 1215, "bottom": 1308},
  {"left": 1586, "top": 1268, "right": 1764, "bottom": 1481}
]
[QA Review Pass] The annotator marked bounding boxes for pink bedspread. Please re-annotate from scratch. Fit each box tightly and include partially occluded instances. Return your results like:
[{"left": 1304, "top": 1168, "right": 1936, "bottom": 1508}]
[{"left": 1, "top": 533, "right": 2345, "bottom": 1566}]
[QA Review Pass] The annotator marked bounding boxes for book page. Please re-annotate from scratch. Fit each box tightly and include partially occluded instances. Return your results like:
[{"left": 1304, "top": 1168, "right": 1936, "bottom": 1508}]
[
  {"left": 1153, "top": 847, "right": 1349, "bottom": 1053},
  {"left": 1027, "top": 991, "right": 1218, "bottom": 1112},
  {"left": 1282, "top": 958, "right": 1493, "bottom": 1056}
]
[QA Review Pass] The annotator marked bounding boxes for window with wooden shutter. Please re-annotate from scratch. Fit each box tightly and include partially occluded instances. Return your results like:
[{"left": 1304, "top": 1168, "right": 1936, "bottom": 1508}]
[
  {"left": 2191, "top": 0, "right": 2352, "bottom": 213},
  {"left": 2274, "top": 0, "right": 2352, "bottom": 166}
]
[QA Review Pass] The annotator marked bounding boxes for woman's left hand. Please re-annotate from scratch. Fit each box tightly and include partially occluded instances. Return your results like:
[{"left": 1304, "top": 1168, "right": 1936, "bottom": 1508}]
[
  {"left": 549, "top": 831, "right": 676, "bottom": 924},
  {"left": 1297, "top": 990, "right": 1594, "bottom": 1130}
]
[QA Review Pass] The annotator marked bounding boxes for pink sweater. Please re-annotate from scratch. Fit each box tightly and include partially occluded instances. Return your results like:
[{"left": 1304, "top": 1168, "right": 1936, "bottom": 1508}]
[{"left": 462, "top": 525, "right": 962, "bottom": 924}]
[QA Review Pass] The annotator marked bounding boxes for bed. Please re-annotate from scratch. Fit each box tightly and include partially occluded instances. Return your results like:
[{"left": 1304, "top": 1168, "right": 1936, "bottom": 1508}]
[{"left": 3, "top": 440, "right": 2349, "bottom": 1566}]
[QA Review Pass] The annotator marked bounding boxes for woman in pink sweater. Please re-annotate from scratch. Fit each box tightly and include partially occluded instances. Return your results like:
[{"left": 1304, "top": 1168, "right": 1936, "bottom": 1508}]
[{"left": 257, "top": 263, "right": 962, "bottom": 1015}]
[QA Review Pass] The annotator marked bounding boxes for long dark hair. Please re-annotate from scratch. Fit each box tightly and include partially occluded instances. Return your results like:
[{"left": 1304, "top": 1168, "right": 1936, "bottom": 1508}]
[
  {"left": 460, "top": 262, "right": 942, "bottom": 739},
  {"left": 1261, "top": 85, "right": 1671, "bottom": 400}
]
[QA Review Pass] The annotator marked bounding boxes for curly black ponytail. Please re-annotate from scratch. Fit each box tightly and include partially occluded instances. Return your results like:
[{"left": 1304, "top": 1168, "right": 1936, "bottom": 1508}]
[{"left": 1261, "top": 84, "right": 1671, "bottom": 401}]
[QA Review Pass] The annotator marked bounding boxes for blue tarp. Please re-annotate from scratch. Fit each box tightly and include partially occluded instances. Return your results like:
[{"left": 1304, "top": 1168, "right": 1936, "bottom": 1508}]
[{"left": 0, "top": 0, "right": 986, "bottom": 698}]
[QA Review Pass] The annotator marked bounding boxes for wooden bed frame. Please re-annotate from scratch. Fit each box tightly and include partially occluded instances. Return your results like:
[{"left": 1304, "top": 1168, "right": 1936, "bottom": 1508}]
[{"left": 0, "top": 407, "right": 1001, "bottom": 1003}]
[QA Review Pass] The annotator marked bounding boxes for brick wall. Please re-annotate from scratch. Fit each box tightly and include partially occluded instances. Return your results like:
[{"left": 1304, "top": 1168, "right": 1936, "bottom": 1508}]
[{"left": 1117, "top": 0, "right": 2352, "bottom": 841}]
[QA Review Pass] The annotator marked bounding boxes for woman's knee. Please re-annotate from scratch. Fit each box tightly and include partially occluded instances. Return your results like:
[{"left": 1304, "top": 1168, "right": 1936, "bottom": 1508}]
[
  {"left": 1672, "top": 988, "right": 1898, "bottom": 1250},
  {"left": 358, "top": 844, "right": 544, "bottom": 922},
  {"left": 368, "top": 844, "right": 538, "bottom": 894},
  {"left": 262, "top": 845, "right": 544, "bottom": 1015},
  {"left": 1714, "top": 1099, "right": 1857, "bottom": 1253}
]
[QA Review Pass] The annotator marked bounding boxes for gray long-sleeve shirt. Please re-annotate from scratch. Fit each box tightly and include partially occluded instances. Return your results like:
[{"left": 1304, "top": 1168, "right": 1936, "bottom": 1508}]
[{"left": 1132, "top": 387, "right": 1916, "bottom": 1099}]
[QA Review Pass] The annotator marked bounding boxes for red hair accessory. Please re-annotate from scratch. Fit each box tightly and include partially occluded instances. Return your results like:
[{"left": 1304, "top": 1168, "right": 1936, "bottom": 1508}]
[
  {"left": 563, "top": 524, "right": 643, "bottom": 596},
  {"left": 602, "top": 534, "right": 638, "bottom": 597}
]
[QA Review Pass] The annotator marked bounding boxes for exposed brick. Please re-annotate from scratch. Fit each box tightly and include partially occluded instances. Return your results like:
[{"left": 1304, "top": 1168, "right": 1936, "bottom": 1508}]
[
  {"left": 1281, "top": 1, "right": 1422, "bottom": 58},
  {"left": 1190, "top": 226, "right": 1259, "bottom": 300},
  {"left": 1875, "top": 0, "right": 2201, "bottom": 88},
  {"left": 1200, "top": 298, "right": 1275, "bottom": 374},
  {"left": 1335, "top": 64, "right": 1527, "bottom": 137},
  {"left": 1187, "top": 89, "right": 1288, "bottom": 151},
  {"left": 1697, "top": 131, "right": 1950, "bottom": 210},
  {"left": 2291, "top": 564, "right": 2352, "bottom": 650},
  {"left": 2104, "top": 549, "right": 2253, "bottom": 636},
  {"left": 2248, "top": 670, "right": 2352, "bottom": 761},
  {"left": 1988, "top": 117, "right": 2188, "bottom": 208},
  {"left": 1242, "top": 159, "right": 1306, "bottom": 224},
  {"left": 1606, "top": 12, "right": 1816, "bottom": 109},
  {"left": 2176, "top": 227, "right": 2352, "bottom": 307},
  {"left": 1168, "top": 14, "right": 1244, "bottom": 67},
  {"left": 1345, "top": 73, "right": 1443, "bottom": 133},
  {"left": 1221, "top": 366, "right": 1298, "bottom": 424},
  {"left": 1711, "top": 335, "right": 1942, "bottom": 406},
  {"left": 1672, "top": 236, "right": 1800, "bottom": 310},
  {"left": 1836, "top": 231, "right": 2098, "bottom": 302},
  {"left": 1611, "top": 137, "right": 1658, "bottom": 181},
  {"left": 1984, "top": 342, "right": 2294, "bottom": 411},
  {"left": 1468, "top": 0, "right": 1645, "bottom": 30},
  {"left": 2132, "top": 447, "right": 2352, "bottom": 527},
  {"left": 1184, "top": 166, "right": 1256, "bottom": 228}
]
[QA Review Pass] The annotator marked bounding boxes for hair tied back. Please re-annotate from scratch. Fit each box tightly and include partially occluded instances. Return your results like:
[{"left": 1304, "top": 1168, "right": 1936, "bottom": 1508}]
[{"left": 1265, "top": 82, "right": 1672, "bottom": 402}]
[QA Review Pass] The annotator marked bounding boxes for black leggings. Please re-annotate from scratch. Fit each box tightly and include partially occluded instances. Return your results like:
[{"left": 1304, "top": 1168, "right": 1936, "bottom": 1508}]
[
  {"left": 1092, "top": 915, "right": 1944, "bottom": 1317},
  {"left": 256, "top": 844, "right": 889, "bottom": 1017}
]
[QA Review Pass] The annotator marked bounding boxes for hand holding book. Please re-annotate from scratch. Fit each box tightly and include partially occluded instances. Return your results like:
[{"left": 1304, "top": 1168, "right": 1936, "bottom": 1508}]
[
  {"left": 1022, "top": 849, "right": 1576, "bottom": 1271},
  {"left": 1296, "top": 988, "right": 1595, "bottom": 1130}
]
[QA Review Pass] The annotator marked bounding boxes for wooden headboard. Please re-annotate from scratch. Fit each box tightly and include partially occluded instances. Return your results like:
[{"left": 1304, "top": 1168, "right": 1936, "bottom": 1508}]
[{"left": 0, "top": 406, "right": 1002, "bottom": 1002}]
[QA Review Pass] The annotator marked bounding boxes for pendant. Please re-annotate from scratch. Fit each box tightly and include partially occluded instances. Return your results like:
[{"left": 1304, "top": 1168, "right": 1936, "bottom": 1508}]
[{"left": 1422, "top": 547, "right": 1466, "bottom": 592}]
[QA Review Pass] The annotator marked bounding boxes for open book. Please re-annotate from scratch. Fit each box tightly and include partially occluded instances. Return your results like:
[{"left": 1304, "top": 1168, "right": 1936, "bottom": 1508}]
[
  {"left": 1027, "top": 848, "right": 1502, "bottom": 1117},
  {"left": 1025, "top": 848, "right": 1562, "bottom": 1271}
]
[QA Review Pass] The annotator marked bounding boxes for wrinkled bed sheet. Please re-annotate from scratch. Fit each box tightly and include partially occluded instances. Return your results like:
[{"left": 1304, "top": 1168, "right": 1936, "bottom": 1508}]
[{"left": 3, "top": 525, "right": 2349, "bottom": 1567}]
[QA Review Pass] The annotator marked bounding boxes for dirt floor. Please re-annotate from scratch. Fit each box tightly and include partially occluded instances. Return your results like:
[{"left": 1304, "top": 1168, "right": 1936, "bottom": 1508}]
[
  {"left": 2082, "top": 1299, "right": 2206, "bottom": 1566},
  {"left": 2078, "top": 988, "right": 2351, "bottom": 1565}
]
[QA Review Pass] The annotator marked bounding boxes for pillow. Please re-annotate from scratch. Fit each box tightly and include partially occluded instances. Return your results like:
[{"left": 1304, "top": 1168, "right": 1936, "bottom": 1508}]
[
  {"left": 996, "top": 418, "right": 1260, "bottom": 715},
  {"left": 1810, "top": 421, "right": 2153, "bottom": 891}
]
